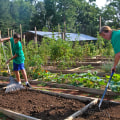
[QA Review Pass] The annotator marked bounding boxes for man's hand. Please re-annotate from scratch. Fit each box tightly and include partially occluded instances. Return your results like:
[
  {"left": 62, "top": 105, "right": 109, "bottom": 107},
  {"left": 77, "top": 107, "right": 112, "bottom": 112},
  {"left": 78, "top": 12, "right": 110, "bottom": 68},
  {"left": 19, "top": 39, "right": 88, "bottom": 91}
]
[
  {"left": 111, "top": 66, "right": 116, "bottom": 73},
  {"left": 112, "top": 52, "right": 120, "bottom": 73}
]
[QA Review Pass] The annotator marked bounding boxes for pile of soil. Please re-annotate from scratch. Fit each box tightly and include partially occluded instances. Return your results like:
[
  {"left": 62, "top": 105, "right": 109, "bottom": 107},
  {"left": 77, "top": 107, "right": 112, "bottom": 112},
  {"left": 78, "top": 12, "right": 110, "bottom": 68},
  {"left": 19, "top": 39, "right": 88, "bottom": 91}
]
[
  {"left": 0, "top": 89, "right": 86, "bottom": 120},
  {"left": 74, "top": 102, "right": 120, "bottom": 120}
]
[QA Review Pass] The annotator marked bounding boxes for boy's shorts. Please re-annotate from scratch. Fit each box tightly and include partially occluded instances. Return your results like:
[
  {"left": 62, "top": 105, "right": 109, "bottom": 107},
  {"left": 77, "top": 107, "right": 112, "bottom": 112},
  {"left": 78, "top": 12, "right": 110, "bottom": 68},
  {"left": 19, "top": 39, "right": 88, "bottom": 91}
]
[{"left": 13, "top": 62, "right": 25, "bottom": 71}]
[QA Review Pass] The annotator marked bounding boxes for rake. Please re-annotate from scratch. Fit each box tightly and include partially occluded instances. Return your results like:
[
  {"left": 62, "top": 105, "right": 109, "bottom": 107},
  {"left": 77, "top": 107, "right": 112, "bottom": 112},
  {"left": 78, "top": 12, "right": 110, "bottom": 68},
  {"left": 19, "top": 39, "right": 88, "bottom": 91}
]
[{"left": 1, "top": 42, "right": 24, "bottom": 93}]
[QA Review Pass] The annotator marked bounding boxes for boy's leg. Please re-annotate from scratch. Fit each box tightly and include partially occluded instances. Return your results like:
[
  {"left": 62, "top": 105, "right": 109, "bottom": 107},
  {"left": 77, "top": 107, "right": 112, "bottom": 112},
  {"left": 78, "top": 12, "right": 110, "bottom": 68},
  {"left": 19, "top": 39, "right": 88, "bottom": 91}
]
[
  {"left": 21, "top": 69, "right": 28, "bottom": 82},
  {"left": 21, "top": 69, "right": 31, "bottom": 87},
  {"left": 14, "top": 71, "right": 21, "bottom": 83}
]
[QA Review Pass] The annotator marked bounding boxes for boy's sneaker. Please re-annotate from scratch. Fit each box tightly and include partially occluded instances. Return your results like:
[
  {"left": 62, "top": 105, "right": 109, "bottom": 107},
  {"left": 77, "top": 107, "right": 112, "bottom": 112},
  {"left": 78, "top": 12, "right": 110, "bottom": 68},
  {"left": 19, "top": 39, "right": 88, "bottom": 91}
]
[{"left": 26, "top": 83, "right": 32, "bottom": 88}]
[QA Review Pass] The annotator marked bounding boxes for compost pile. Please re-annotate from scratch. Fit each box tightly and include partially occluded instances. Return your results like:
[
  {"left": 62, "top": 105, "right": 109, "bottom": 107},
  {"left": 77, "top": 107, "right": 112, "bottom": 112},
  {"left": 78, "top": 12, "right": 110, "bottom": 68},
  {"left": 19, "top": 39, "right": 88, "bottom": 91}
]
[{"left": 0, "top": 89, "right": 86, "bottom": 120}]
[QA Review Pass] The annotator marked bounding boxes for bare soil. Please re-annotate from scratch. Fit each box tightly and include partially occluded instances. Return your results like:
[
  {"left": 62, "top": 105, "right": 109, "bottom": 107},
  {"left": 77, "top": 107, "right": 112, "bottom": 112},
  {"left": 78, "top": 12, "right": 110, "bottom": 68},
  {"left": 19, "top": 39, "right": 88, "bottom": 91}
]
[
  {"left": 74, "top": 102, "right": 120, "bottom": 120},
  {"left": 0, "top": 89, "right": 86, "bottom": 120}
]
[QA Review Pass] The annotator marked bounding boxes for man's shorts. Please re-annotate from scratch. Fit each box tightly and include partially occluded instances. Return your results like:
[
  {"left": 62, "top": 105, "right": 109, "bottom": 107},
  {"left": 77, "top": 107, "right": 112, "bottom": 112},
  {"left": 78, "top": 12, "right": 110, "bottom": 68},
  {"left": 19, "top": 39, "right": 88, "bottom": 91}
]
[{"left": 13, "top": 62, "right": 25, "bottom": 71}]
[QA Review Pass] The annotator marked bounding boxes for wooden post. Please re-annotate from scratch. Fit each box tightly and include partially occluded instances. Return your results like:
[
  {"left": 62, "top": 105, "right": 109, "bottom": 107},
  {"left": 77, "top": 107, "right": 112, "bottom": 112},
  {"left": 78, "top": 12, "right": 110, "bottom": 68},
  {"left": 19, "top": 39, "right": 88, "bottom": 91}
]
[
  {"left": 13, "top": 30, "right": 14, "bottom": 35},
  {"left": 0, "top": 30, "right": 1, "bottom": 39},
  {"left": 20, "top": 24, "right": 22, "bottom": 43},
  {"left": 61, "top": 32, "right": 64, "bottom": 40},
  {"left": 23, "top": 34, "right": 25, "bottom": 45},
  {"left": 64, "top": 21, "right": 66, "bottom": 40},
  {"left": 11, "top": 30, "right": 12, "bottom": 37},
  {"left": 8, "top": 29, "right": 12, "bottom": 57},
  {"left": 34, "top": 27, "right": 37, "bottom": 44},
  {"left": 8, "top": 28, "right": 9, "bottom": 37},
  {"left": 58, "top": 24, "right": 60, "bottom": 37},
  {"left": 99, "top": 16, "right": 101, "bottom": 31}
]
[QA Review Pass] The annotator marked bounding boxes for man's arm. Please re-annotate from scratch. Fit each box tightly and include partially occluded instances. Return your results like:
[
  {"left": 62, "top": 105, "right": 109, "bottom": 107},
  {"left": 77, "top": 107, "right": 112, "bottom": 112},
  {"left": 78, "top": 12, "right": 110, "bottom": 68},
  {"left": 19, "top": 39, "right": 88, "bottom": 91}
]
[
  {"left": 112, "top": 52, "right": 120, "bottom": 72},
  {"left": 0, "top": 37, "right": 10, "bottom": 42},
  {"left": 6, "top": 54, "right": 18, "bottom": 64}
]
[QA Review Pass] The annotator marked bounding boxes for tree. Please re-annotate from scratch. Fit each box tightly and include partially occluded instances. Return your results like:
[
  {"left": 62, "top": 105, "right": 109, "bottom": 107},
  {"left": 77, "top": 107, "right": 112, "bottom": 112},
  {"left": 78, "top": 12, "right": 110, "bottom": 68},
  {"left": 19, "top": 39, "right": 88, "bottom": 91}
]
[
  {"left": 55, "top": 0, "right": 77, "bottom": 32},
  {"left": 9, "top": 0, "right": 35, "bottom": 32},
  {"left": 0, "top": 0, "right": 12, "bottom": 35},
  {"left": 101, "top": 0, "right": 120, "bottom": 28},
  {"left": 88, "top": 0, "right": 96, "bottom": 3},
  {"left": 30, "top": 1, "right": 46, "bottom": 30},
  {"left": 30, "top": 0, "right": 77, "bottom": 32},
  {"left": 75, "top": 1, "right": 100, "bottom": 36}
]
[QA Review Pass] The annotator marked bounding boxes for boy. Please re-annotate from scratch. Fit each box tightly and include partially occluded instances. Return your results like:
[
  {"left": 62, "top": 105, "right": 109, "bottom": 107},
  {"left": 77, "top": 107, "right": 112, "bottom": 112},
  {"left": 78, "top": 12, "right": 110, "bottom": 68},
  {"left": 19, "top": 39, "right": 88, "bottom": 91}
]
[
  {"left": 99, "top": 26, "right": 120, "bottom": 72},
  {"left": 0, "top": 33, "right": 31, "bottom": 87}
]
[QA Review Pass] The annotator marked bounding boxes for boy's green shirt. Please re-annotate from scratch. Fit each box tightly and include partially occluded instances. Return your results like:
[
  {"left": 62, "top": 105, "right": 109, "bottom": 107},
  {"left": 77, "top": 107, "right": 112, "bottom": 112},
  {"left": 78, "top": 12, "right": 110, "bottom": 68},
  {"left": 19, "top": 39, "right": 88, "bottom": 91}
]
[
  {"left": 10, "top": 38, "right": 25, "bottom": 64},
  {"left": 111, "top": 30, "right": 120, "bottom": 54}
]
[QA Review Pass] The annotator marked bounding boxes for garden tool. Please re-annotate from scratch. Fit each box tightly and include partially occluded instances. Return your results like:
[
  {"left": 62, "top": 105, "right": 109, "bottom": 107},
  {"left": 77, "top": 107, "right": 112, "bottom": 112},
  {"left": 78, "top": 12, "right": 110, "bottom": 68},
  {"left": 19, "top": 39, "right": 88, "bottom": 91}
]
[
  {"left": 98, "top": 70, "right": 114, "bottom": 109},
  {"left": 1, "top": 42, "right": 24, "bottom": 93}
]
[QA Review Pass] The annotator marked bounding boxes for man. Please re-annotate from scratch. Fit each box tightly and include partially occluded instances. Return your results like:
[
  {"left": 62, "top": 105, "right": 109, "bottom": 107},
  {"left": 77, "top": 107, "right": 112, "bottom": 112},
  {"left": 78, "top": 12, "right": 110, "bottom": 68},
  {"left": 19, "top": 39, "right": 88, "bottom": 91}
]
[{"left": 99, "top": 26, "right": 120, "bottom": 72}]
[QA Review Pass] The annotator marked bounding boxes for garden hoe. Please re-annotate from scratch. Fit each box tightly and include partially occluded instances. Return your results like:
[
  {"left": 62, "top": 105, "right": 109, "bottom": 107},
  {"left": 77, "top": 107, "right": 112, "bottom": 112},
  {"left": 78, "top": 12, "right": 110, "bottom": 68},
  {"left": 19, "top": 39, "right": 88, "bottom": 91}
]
[
  {"left": 1, "top": 42, "right": 24, "bottom": 93},
  {"left": 84, "top": 70, "right": 114, "bottom": 117},
  {"left": 98, "top": 70, "right": 114, "bottom": 110}
]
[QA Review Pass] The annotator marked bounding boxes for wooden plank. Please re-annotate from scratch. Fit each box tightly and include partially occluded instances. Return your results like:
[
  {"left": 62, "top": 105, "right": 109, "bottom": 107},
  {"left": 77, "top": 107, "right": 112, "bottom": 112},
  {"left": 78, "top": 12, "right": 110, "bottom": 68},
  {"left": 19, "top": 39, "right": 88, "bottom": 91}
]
[
  {"left": 29, "top": 81, "right": 120, "bottom": 96},
  {"left": 30, "top": 89, "right": 97, "bottom": 102},
  {"left": 0, "top": 107, "right": 41, "bottom": 120},
  {"left": 36, "top": 89, "right": 120, "bottom": 104},
  {"left": 64, "top": 99, "right": 98, "bottom": 120}
]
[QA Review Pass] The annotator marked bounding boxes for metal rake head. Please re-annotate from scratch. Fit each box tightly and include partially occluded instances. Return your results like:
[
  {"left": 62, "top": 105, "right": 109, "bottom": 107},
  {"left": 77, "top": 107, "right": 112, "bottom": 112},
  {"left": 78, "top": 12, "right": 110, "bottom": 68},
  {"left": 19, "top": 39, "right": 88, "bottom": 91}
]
[
  {"left": 5, "top": 76, "right": 25, "bottom": 93},
  {"left": 5, "top": 83, "right": 25, "bottom": 93}
]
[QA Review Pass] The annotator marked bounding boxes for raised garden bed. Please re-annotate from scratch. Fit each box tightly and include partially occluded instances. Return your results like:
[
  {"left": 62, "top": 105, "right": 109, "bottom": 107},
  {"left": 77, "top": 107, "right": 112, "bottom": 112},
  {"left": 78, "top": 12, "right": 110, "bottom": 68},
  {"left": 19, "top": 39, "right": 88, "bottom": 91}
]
[
  {"left": 0, "top": 89, "right": 98, "bottom": 120},
  {"left": 0, "top": 82, "right": 119, "bottom": 120}
]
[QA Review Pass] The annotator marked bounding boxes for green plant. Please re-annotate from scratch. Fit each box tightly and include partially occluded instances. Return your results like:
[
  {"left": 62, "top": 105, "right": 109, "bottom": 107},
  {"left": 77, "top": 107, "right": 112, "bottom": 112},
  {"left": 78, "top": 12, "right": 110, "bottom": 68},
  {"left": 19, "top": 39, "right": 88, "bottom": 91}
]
[
  {"left": 106, "top": 73, "right": 120, "bottom": 92},
  {"left": 37, "top": 83, "right": 47, "bottom": 87},
  {"left": 80, "top": 65, "right": 94, "bottom": 70},
  {"left": 101, "top": 63, "right": 113, "bottom": 73},
  {"left": 2, "top": 72, "right": 8, "bottom": 77}
]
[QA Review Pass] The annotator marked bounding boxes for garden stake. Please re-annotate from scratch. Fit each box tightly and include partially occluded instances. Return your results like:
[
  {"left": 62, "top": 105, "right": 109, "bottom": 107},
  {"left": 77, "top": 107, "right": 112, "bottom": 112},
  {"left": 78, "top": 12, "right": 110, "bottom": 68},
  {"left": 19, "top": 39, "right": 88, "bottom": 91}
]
[
  {"left": 98, "top": 70, "right": 114, "bottom": 109},
  {"left": 1, "top": 42, "right": 24, "bottom": 93}
]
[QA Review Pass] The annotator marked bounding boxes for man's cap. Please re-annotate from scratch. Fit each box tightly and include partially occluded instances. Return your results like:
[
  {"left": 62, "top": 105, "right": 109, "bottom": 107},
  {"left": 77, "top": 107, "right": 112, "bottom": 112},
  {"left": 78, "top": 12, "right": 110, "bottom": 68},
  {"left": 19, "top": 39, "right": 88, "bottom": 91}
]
[{"left": 99, "top": 26, "right": 112, "bottom": 34}]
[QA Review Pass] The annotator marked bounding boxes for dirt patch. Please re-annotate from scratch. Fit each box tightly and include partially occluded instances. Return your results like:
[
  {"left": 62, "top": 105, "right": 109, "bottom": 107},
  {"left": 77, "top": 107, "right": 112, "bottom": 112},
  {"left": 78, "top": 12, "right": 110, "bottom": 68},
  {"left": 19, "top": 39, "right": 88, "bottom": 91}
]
[
  {"left": 0, "top": 89, "right": 86, "bottom": 120},
  {"left": 74, "top": 102, "right": 120, "bottom": 120}
]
